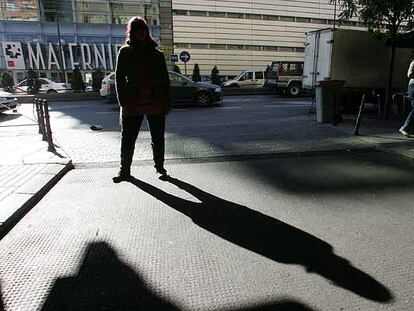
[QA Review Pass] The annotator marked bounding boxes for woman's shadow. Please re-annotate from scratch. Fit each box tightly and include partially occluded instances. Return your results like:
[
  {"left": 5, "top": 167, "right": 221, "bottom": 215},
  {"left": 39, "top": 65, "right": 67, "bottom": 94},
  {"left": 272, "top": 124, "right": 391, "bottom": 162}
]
[{"left": 129, "top": 176, "right": 393, "bottom": 303}]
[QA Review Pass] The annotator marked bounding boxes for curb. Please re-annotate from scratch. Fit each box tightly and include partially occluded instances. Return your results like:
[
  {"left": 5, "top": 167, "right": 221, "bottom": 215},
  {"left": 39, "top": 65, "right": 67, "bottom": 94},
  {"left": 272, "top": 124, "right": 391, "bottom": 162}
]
[{"left": 0, "top": 160, "right": 74, "bottom": 240}]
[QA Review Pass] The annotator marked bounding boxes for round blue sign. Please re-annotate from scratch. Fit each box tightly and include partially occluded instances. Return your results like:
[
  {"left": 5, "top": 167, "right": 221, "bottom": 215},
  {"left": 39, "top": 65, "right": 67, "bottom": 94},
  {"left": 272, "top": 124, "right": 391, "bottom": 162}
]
[{"left": 179, "top": 51, "right": 191, "bottom": 63}]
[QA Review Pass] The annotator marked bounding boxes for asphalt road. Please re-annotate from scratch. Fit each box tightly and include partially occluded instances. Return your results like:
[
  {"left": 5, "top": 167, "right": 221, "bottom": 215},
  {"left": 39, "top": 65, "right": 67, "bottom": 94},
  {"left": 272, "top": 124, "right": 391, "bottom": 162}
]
[{"left": 46, "top": 95, "right": 367, "bottom": 166}]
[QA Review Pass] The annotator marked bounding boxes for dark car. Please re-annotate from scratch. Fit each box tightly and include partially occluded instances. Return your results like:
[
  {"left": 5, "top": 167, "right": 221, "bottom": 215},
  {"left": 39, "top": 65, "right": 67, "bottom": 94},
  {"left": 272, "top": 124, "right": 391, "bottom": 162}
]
[{"left": 106, "top": 71, "right": 223, "bottom": 106}]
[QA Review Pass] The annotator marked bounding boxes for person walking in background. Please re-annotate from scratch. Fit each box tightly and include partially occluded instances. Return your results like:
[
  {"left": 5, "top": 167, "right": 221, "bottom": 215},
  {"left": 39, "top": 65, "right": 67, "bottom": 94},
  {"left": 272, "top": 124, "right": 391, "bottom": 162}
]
[
  {"left": 400, "top": 59, "right": 414, "bottom": 137},
  {"left": 113, "top": 16, "right": 171, "bottom": 183}
]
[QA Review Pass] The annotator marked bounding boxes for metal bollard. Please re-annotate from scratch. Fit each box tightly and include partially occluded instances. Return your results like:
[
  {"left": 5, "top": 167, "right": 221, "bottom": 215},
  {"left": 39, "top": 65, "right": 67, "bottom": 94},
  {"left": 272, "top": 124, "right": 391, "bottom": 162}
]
[
  {"left": 353, "top": 94, "right": 366, "bottom": 136},
  {"left": 42, "top": 99, "right": 56, "bottom": 152},
  {"left": 34, "top": 98, "right": 42, "bottom": 135},
  {"left": 37, "top": 98, "right": 47, "bottom": 141}
]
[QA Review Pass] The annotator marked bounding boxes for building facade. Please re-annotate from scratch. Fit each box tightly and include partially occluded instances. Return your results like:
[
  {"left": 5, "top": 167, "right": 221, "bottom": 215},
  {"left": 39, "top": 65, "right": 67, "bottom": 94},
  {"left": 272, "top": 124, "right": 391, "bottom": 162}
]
[
  {"left": 0, "top": 0, "right": 173, "bottom": 84},
  {"left": 172, "top": 0, "right": 363, "bottom": 78}
]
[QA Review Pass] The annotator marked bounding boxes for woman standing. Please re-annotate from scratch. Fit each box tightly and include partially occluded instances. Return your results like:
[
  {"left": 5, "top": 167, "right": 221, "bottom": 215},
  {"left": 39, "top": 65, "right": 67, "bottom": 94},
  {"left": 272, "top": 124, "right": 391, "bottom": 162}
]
[
  {"left": 113, "top": 17, "right": 171, "bottom": 183},
  {"left": 400, "top": 59, "right": 414, "bottom": 137}
]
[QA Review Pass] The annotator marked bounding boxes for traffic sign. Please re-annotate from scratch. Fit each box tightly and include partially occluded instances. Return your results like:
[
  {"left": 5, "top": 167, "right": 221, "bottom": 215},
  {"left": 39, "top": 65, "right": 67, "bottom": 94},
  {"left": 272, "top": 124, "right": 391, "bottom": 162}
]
[
  {"left": 179, "top": 51, "right": 191, "bottom": 63},
  {"left": 170, "top": 54, "right": 178, "bottom": 63}
]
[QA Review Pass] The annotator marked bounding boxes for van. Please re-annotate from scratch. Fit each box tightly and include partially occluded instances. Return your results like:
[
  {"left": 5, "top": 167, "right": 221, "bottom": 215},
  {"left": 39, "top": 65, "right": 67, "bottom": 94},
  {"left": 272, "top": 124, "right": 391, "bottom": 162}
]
[{"left": 222, "top": 69, "right": 266, "bottom": 88}]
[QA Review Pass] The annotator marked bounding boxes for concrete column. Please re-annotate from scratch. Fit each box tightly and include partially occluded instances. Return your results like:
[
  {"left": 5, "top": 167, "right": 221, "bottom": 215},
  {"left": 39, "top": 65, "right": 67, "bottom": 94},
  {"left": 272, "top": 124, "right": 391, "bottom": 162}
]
[{"left": 159, "top": 0, "right": 173, "bottom": 69}]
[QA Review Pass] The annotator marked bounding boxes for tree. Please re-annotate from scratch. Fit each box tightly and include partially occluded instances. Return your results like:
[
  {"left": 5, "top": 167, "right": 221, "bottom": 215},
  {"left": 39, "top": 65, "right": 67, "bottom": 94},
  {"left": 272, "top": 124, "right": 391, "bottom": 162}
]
[
  {"left": 330, "top": 0, "right": 414, "bottom": 117},
  {"left": 211, "top": 66, "right": 221, "bottom": 86},
  {"left": 27, "top": 68, "right": 41, "bottom": 94},
  {"left": 173, "top": 64, "right": 181, "bottom": 74},
  {"left": 70, "top": 66, "right": 85, "bottom": 92},
  {"left": 192, "top": 63, "right": 201, "bottom": 82},
  {"left": 92, "top": 68, "right": 104, "bottom": 92},
  {"left": 0, "top": 72, "right": 14, "bottom": 93}
]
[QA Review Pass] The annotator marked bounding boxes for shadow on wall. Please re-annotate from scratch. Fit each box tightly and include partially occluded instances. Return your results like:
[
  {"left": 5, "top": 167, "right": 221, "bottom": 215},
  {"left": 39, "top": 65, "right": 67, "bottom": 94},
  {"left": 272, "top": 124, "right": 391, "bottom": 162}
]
[
  {"left": 40, "top": 241, "right": 316, "bottom": 311},
  {"left": 129, "top": 177, "right": 393, "bottom": 303}
]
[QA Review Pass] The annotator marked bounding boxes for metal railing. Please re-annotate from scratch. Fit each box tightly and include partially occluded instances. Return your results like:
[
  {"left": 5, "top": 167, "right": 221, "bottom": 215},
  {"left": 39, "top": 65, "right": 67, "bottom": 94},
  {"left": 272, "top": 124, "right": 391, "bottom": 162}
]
[{"left": 34, "top": 98, "right": 56, "bottom": 152}]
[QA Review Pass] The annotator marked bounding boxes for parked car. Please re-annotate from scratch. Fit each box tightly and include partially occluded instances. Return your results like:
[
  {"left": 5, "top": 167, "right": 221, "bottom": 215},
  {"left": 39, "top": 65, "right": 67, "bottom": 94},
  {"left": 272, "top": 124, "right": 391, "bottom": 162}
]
[
  {"left": 14, "top": 78, "right": 71, "bottom": 94},
  {"left": 221, "top": 68, "right": 267, "bottom": 88},
  {"left": 0, "top": 91, "right": 18, "bottom": 112},
  {"left": 100, "top": 72, "right": 115, "bottom": 97},
  {"left": 106, "top": 71, "right": 223, "bottom": 106}
]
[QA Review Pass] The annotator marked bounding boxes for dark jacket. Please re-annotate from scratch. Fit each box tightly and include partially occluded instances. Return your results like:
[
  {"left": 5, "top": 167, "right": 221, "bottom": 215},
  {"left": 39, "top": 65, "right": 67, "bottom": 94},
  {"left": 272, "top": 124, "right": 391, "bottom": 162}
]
[{"left": 115, "top": 40, "right": 171, "bottom": 115}]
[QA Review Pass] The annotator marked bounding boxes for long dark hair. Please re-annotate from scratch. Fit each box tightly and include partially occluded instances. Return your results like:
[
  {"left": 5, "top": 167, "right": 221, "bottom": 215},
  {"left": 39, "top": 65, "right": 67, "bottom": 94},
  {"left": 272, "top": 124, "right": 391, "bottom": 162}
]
[{"left": 125, "top": 16, "right": 157, "bottom": 48}]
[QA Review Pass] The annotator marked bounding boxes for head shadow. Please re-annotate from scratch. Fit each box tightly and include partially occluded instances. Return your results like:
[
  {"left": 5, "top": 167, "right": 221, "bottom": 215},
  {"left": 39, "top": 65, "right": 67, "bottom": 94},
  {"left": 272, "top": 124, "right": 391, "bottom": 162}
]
[{"left": 129, "top": 176, "right": 393, "bottom": 303}]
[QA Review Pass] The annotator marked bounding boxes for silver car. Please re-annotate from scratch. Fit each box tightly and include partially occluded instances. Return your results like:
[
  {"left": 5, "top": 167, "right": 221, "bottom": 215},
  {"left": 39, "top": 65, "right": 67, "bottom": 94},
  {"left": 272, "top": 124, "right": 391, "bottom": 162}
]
[{"left": 0, "top": 91, "right": 18, "bottom": 112}]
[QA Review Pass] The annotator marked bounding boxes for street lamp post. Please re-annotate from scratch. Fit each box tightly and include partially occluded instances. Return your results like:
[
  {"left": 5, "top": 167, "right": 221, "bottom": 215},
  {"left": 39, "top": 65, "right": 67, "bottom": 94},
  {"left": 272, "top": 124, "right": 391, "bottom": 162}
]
[{"left": 56, "top": 10, "right": 67, "bottom": 83}]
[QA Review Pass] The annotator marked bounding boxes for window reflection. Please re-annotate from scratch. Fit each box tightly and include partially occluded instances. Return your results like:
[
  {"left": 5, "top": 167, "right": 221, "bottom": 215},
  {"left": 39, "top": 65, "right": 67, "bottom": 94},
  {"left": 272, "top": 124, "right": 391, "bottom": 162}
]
[
  {"left": 76, "top": 0, "right": 108, "bottom": 24},
  {"left": 2, "top": 0, "right": 39, "bottom": 21}
]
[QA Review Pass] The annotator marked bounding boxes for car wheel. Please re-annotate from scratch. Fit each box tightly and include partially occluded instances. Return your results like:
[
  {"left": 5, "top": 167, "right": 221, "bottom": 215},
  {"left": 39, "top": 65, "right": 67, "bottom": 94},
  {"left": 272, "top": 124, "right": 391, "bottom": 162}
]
[
  {"left": 195, "top": 92, "right": 211, "bottom": 107},
  {"left": 47, "top": 89, "right": 57, "bottom": 94},
  {"left": 287, "top": 83, "right": 302, "bottom": 97}
]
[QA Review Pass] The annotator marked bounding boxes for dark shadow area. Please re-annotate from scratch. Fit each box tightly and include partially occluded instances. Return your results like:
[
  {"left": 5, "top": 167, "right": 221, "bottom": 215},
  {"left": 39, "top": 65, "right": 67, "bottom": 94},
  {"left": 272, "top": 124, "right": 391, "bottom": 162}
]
[
  {"left": 130, "top": 177, "right": 393, "bottom": 303},
  {"left": 41, "top": 241, "right": 179, "bottom": 311},
  {"left": 0, "top": 280, "right": 4, "bottom": 311},
  {"left": 41, "top": 241, "right": 316, "bottom": 311},
  {"left": 246, "top": 151, "right": 414, "bottom": 194}
]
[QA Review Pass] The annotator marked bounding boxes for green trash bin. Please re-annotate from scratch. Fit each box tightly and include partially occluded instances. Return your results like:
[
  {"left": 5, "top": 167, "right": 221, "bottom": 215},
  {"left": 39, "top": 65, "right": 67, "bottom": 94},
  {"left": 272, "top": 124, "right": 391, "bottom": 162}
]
[{"left": 315, "top": 80, "right": 345, "bottom": 123}]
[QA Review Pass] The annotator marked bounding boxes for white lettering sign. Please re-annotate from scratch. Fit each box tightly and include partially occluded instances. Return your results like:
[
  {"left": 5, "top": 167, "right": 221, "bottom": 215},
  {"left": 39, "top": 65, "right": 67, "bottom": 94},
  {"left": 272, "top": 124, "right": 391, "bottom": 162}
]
[{"left": 27, "top": 42, "right": 46, "bottom": 70}]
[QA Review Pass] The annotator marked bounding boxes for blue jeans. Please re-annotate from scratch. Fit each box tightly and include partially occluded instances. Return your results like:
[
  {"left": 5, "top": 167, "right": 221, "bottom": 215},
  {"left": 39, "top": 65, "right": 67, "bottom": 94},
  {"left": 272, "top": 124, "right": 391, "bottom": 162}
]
[{"left": 401, "top": 84, "right": 414, "bottom": 133}]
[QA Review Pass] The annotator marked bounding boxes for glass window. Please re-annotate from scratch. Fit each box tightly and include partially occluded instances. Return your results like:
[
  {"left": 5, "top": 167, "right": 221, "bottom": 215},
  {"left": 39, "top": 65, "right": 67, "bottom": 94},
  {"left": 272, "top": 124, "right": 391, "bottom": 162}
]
[
  {"left": 76, "top": 0, "right": 108, "bottom": 24},
  {"left": 173, "top": 10, "right": 188, "bottom": 16},
  {"left": 209, "top": 11, "right": 226, "bottom": 18},
  {"left": 3, "top": 0, "right": 39, "bottom": 21},
  {"left": 169, "top": 73, "right": 188, "bottom": 85},
  {"left": 296, "top": 17, "right": 311, "bottom": 23},
  {"left": 279, "top": 16, "right": 295, "bottom": 22},
  {"left": 18, "top": 80, "right": 28, "bottom": 86},
  {"left": 295, "top": 47, "right": 305, "bottom": 53},
  {"left": 190, "top": 11, "right": 207, "bottom": 17},
  {"left": 41, "top": 0, "right": 73, "bottom": 22},
  {"left": 255, "top": 72, "right": 264, "bottom": 79},
  {"left": 263, "top": 46, "right": 278, "bottom": 51},
  {"left": 39, "top": 79, "right": 49, "bottom": 85},
  {"left": 279, "top": 46, "right": 295, "bottom": 52},
  {"left": 245, "top": 14, "right": 261, "bottom": 20},
  {"left": 227, "top": 13, "right": 244, "bottom": 19}
]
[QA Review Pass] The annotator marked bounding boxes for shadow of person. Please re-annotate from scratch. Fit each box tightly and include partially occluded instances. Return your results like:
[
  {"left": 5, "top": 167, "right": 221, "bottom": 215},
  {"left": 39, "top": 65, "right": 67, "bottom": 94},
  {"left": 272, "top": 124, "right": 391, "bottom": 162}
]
[
  {"left": 41, "top": 241, "right": 180, "bottom": 311},
  {"left": 39, "top": 241, "right": 316, "bottom": 311},
  {"left": 129, "top": 177, "right": 393, "bottom": 303}
]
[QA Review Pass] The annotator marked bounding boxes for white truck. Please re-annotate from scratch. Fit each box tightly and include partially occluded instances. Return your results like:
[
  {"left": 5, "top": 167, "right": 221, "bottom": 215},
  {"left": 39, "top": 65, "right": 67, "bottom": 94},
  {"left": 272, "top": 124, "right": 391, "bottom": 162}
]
[{"left": 303, "top": 28, "right": 414, "bottom": 90}]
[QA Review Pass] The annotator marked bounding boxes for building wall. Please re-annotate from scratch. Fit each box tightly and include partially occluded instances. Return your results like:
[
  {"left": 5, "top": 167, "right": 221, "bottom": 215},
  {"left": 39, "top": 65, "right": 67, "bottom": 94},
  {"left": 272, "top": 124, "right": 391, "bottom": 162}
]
[
  {"left": 172, "top": 0, "right": 363, "bottom": 78},
  {"left": 0, "top": 0, "right": 172, "bottom": 84}
]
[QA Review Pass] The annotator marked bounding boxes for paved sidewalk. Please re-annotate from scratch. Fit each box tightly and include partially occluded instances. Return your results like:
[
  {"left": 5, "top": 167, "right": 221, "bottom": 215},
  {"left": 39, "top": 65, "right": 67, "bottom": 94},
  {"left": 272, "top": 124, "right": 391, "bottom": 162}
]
[
  {"left": 0, "top": 104, "right": 72, "bottom": 237},
  {"left": 1, "top": 152, "right": 413, "bottom": 310}
]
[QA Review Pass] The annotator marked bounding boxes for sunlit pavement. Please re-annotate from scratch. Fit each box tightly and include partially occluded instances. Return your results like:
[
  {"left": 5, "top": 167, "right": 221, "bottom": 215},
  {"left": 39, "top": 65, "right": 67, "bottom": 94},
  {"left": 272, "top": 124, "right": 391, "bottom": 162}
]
[{"left": 1, "top": 96, "right": 414, "bottom": 310}]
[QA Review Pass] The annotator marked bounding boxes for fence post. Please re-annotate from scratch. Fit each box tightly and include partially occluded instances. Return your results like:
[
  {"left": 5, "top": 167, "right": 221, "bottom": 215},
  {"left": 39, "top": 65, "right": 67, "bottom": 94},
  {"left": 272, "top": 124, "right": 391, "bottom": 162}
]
[
  {"left": 42, "top": 99, "right": 56, "bottom": 152},
  {"left": 353, "top": 94, "right": 366, "bottom": 136}
]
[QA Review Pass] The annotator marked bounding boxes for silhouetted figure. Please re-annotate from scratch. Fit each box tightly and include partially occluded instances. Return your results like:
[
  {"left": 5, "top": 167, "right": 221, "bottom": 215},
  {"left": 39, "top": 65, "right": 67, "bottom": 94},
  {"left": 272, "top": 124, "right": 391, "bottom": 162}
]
[
  {"left": 130, "top": 177, "right": 393, "bottom": 303},
  {"left": 114, "top": 16, "right": 171, "bottom": 183}
]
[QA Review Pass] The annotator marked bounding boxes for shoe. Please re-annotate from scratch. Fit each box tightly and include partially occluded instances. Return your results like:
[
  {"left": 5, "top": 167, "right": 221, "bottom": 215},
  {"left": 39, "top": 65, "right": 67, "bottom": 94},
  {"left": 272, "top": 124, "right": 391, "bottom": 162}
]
[
  {"left": 155, "top": 166, "right": 169, "bottom": 180},
  {"left": 399, "top": 128, "right": 410, "bottom": 137},
  {"left": 112, "top": 171, "right": 131, "bottom": 183}
]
